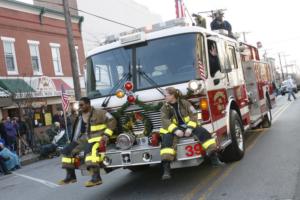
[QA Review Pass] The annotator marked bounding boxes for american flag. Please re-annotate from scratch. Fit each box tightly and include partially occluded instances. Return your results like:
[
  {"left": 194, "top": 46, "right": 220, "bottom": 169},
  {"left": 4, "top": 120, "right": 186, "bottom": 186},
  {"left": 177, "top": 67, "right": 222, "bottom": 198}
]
[
  {"left": 61, "top": 84, "right": 70, "bottom": 112},
  {"left": 198, "top": 60, "right": 206, "bottom": 80},
  {"left": 175, "top": 0, "right": 185, "bottom": 18}
]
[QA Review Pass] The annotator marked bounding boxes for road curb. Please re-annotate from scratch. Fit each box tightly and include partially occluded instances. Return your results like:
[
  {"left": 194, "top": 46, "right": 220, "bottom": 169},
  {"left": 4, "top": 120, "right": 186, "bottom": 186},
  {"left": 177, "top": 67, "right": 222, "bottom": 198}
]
[{"left": 20, "top": 154, "right": 40, "bottom": 166}]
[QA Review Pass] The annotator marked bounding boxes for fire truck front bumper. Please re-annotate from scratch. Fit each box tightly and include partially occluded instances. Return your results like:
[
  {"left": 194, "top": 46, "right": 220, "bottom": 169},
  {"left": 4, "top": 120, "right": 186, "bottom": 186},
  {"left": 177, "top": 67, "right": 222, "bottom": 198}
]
[{"left": 103, "top": 138, "right": 204, "bottom": 169}]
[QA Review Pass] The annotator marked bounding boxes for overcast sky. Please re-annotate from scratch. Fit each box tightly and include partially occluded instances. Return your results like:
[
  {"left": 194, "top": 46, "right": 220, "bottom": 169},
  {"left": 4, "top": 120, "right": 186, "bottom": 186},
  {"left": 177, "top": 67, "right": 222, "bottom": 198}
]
[
  {"left": 17, "top": 0, "right": 300, "bottom": 69},
  {"left": 134, "top": 0, "right": 300, "bottom": 68}
]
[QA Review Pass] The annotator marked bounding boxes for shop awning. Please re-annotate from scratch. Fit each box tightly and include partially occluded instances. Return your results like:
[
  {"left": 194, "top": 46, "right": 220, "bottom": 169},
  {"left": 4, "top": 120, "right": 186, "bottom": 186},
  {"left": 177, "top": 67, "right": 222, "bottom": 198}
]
[
  {"left": 0, "top": 79, "right": 35, "bottom": 93},
  {"left": 0, "top": 87, "right": 12, "bottom": 107},
  {"left": 0, "top": 87, "right": 10, "bottom": 97},
  {"left": 52, "top": 79, "right": 72, "bottom": 91}
]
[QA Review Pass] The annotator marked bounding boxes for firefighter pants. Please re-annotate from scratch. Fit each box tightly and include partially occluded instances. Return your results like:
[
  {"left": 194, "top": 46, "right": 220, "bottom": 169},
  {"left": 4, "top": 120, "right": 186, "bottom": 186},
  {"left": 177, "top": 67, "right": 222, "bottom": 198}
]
[
  {"left": 160, "top": 127, "right": 216, "bottom": 161},
  {"left": 61, "top": 137, "right": 105, "bottom": 169}
]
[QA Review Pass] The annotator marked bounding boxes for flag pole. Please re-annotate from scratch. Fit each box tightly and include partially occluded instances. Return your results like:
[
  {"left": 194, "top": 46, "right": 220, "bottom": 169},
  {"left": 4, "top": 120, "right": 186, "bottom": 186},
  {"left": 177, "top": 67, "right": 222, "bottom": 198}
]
[
  {"left": 61, "top": 84, "right": 70, "bottom": 143},
  {"left": 63, "top": 108, "right": 70, "bottom": 143}
]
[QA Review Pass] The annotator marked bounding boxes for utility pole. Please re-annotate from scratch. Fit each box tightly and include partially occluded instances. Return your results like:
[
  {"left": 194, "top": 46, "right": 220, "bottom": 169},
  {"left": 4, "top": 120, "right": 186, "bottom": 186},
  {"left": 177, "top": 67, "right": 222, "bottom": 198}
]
[
  {"left": 63, "top": 0, "right": 81, "bottom": 100},
  {"left": 278, "top": 53, "right": 284, "bottom": 81}
]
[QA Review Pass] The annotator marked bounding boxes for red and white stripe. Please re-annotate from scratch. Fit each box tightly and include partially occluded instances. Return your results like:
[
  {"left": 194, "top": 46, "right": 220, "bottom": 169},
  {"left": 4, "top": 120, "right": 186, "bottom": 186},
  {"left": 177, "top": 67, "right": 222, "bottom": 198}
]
[
  {"left": 61, "top": 85, "right": 70, "bottom": 112},
  {"left": 175, "top": 0, "right": 185, "bottom": 18},
  {"left": 198, "top": 60, "right": 206, "bottom": 80}
]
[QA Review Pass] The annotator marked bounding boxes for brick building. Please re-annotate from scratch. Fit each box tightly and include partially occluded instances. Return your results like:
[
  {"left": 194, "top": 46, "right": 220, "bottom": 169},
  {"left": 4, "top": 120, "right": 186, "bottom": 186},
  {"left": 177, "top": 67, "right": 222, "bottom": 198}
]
[
  {"left": 0, "top": 0, "right": 85, "bottom": 127},
  {"left": 33, "top": 0, "right": 78, "bottom": 16}
]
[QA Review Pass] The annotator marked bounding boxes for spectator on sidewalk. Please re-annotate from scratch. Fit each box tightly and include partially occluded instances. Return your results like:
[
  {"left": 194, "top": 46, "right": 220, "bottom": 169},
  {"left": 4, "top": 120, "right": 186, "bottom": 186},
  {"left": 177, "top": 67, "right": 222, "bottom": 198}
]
[
  {"left": 23, "top": 114, "right": 34, "bottom": 148},
  {"left": 0, "top": 119, "right": 8, "bottom": 146},
  {"left": 53, "top": 110, "right": 65, "bottom": 129},
  {"left": 39, "top": 122, "right": 68, "bottom": 159},
  {"left": 0, "top": 141, "right": 20, "bottom": 171},
  {"left": 0, "top": 155, "right": 12, "bottom": 175},
  {"left": 4, "top": 117, "right": 17, "bottom": 152},
  {"left": 16, "top": 117, "right": 30, "bottom": 155}
]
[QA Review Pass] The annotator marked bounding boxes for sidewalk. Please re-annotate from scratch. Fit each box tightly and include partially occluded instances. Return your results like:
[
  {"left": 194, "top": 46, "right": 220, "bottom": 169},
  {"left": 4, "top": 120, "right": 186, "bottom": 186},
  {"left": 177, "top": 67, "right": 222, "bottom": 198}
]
[{"left": 20, "top": 152, "right": 40, "bottom": 166}]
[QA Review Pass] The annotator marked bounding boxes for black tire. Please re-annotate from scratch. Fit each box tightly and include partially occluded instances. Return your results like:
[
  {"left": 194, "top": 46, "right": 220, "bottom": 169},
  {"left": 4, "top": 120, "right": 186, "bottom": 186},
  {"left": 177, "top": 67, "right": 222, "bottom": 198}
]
[
  {"left": 262, "top": 99, "right": 272, "bottom": 128},
  {"left": 126, "top": 165, "right": 150, "bottom": 172},
  {"left": 219, "top": 110, "right": 245, "bottom": 163}
]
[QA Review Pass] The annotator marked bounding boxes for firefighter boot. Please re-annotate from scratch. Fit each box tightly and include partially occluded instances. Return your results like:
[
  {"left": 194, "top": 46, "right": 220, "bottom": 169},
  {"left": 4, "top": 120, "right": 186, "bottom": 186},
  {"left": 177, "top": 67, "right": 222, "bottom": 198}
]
[
  {"left": 161, "top": 161, "right": 172, "bottom": 180},
  {"left": 210, "top": 152, "right": 225, "bottom": 167},
  {"left": 85, "top": 167, "right": 102, "bottom": 187},
  {"left": 58, "top": 169, "right": 77, "bottom": 185}
]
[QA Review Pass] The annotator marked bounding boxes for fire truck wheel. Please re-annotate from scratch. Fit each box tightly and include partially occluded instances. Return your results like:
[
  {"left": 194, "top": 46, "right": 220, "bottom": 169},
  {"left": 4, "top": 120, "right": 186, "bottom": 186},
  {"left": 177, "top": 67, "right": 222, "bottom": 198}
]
[
  {"left": 219, "top": 110, "right": 245, "bottom": 163},
  {"left": 262, "top": 100, "right": 272, "bottom": 128},
  {"left": 126, "top": 165, "right": 150, "bottom": 172}
]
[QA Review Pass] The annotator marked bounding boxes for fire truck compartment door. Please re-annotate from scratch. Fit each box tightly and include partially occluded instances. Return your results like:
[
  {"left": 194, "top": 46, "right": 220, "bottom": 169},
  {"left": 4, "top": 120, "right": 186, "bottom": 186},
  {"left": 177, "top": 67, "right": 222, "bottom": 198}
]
[{"left": 242, "top": 61, "right": 261, "bottom": 121}]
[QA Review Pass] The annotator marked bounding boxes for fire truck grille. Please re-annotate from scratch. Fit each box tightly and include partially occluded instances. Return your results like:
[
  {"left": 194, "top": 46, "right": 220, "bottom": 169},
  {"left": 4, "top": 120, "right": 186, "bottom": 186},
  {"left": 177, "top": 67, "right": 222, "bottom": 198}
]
[{"left": 117, "top": 108, "right": 162, "bottom": 134}]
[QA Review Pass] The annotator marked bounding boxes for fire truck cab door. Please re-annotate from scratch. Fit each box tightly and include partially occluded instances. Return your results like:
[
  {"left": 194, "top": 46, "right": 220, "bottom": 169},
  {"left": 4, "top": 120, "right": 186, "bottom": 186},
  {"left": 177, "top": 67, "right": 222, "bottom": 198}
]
[
  {"left": 224, "top": 41, "right": 246, "bottom": 90},
  {"left": 206, "top": 37, "right": 227, "bottom": 88}
]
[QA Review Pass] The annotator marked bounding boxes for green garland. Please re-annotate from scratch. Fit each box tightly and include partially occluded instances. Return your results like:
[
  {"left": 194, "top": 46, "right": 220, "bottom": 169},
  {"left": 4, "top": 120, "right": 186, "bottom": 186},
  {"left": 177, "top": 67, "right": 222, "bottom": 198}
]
[{"left": 112, "top": 98, "right": 163, "bottom": 136}]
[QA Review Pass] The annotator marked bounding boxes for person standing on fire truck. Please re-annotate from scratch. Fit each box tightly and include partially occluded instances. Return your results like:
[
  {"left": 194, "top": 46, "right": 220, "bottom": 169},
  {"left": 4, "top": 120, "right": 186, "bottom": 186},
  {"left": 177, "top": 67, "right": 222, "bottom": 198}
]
[
  {"left": 210, "top": 10, "right": 234, "bottom": 38},
  {"left": 159, "top": 87, "right": 224, "bottom": 180},
  {"left": 58, "top": 97, "right": 117, "bottom": 187}
]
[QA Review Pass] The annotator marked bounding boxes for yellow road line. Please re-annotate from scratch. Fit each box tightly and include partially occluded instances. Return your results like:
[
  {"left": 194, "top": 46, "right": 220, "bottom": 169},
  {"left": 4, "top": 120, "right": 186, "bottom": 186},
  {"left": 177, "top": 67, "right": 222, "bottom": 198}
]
[
  {"left": 182, "top": 168, "right": 222, "bottom": 200},
  {"left": 198, "top": 162, "right": 238, "bottom": 200},
  {"left": 198, "top": 129, "right": 268, "bottom": 200},
  {"left": 185, "top": 101, "right": 292, "bottom": 200},
  {"left": 272, "top": 101, "right": 292, "bottom": 117},
  {"left": 272, "top": 102, "right": 291, "bottom": 122}
]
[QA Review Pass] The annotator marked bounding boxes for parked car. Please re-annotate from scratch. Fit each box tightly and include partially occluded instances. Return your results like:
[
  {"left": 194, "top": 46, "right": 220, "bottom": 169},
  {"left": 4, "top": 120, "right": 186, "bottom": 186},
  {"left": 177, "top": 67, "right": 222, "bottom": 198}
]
[{"left": 280, "top": 80, "right": 298, "bottom": 95}]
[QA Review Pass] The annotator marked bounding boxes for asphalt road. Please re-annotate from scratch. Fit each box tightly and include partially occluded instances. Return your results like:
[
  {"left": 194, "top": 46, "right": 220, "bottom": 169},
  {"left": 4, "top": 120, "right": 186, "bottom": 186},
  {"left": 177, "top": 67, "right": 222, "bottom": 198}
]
[{"left": 1, "top": 94, "right": 299, "bottom": 200}]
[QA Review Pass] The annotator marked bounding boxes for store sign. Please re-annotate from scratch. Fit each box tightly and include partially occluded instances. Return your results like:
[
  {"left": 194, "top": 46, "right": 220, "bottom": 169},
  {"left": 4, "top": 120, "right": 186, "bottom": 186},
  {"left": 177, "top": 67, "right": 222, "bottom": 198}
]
[
  {"left": 32, "top": 101, "right": 47, "bottom": 108},
  {"left": 37, "top": 76, "right": 56, "bottom": 91},
  {"left": 31, "top": 76, "right": 59, "bottom": 97}
]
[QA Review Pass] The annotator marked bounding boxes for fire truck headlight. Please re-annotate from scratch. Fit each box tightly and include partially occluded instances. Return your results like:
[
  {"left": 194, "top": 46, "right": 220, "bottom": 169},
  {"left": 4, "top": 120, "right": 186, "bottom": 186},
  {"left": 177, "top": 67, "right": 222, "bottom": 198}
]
[
  {"left": 116, "top": 133, "right": 135, "bottom": 150},
  {"left": 188, "top": 80, "right": 199, "bottom": 91},
  {"left": 188, "top": 80, "right": 201, "bottom": 91}
]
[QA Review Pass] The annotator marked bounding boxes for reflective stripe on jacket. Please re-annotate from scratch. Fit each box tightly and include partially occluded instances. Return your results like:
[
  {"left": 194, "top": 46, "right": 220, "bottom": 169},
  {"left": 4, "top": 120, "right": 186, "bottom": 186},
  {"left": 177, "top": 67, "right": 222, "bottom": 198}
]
[
  {"left": 89, "top": 107, "right": 117, "bottom": 138},
  {"left": 160, "top": 99, "right": 198, "bottom": 134}
]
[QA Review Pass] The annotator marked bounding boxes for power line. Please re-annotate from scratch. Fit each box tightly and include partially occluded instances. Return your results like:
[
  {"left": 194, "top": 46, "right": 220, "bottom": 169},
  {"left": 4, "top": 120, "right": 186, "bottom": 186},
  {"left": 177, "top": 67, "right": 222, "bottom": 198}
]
[
  {"left": 34, "top": 0, "right": 136, "bottom": 29},
  {"left": 75, "top": 8, "right": 136, "bottom": 29}
]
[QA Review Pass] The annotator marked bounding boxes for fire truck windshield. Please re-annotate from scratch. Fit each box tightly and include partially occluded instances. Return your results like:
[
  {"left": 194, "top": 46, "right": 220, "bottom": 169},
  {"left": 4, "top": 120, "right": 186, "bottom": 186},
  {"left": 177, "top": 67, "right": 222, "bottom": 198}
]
[
  {"left": 136, "top": 33, "right": 197, "bottom": 90},
  {"left": 86, "top": 47, "right": 132, "bottom": 98},
  {"left": 86, "top": 33, "right": 198, "bottom": 98}
]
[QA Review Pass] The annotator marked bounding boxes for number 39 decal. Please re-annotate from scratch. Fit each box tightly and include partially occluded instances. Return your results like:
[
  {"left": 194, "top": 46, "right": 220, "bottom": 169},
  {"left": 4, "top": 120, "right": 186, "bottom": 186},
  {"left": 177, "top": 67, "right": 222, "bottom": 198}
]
[{"left": 185, "top": 143, "right": 202, "bottom": 157}]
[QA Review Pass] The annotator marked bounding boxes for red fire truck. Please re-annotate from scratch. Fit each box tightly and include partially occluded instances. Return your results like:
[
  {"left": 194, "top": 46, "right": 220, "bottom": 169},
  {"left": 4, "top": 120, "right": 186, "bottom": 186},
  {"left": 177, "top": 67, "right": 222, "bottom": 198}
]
[{"left": 81, "top": 18, "right": 275, "bottom": 172}]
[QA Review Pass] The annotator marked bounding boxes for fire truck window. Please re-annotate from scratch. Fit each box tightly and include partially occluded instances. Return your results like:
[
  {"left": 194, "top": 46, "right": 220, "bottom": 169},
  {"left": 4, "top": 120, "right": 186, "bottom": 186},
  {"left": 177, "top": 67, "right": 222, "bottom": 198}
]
[
  {"left": 116, "top": 65, "right": 125, "bottom": 80},
  {"left": 208, "top": 40, "right": 221, "bottom": 77},
  {"left": 228, "top": 46, "right": 238, "bottom": 69},
  {"left": 87, "top": 47, "right": 131, "bottom": 97},
  {"left": 94, "top": 65, "right": 112, "bottom": 88}
]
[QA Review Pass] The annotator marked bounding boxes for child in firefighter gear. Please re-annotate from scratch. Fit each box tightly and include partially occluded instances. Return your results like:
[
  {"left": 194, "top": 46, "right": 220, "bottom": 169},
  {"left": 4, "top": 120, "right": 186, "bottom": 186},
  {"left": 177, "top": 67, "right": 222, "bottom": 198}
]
[
  {"left": 58, "top": 97, "right": 117, "bottom": 187},
  {"left": 160, "top": 87, "right": 223, "bottom": 180}
]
